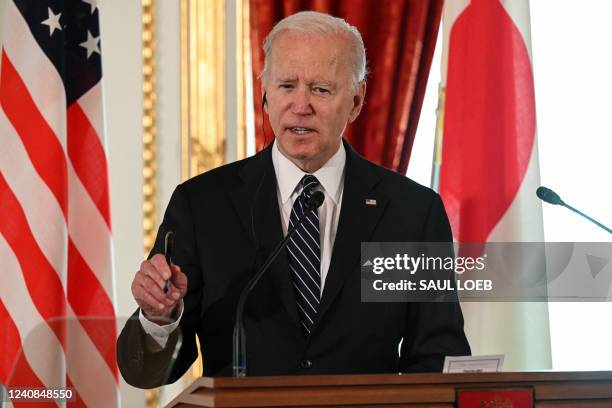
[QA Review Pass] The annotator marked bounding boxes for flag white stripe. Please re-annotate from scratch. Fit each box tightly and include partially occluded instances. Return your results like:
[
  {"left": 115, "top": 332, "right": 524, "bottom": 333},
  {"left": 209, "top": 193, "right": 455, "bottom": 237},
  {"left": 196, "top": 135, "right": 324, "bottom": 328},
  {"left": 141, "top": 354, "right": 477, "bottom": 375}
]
[
  {"left": 2, "top": 0, "right": 67, "bottom": 148},
  {"left": 76, "top": 83, "right": 105, "bottom": 147},
  {"left": 64, "top": 304, "right": 118, "bottom": 408},
  {"left": 0, "top": 235, "right": 65, "bottom": 390},
  {"left": 0, "top": 109, "right": 68, "bottom": 286},
  {"left": 68, "top": 162, "right": 114, "bottom": 298}
]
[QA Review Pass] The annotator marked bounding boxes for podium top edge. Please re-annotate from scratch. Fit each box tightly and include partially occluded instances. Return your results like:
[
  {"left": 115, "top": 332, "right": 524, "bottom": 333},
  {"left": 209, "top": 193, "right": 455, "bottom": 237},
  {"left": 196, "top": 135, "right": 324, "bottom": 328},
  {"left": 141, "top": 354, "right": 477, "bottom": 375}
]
[{"left": 193, "top": 370, "right": 612, "bottom": 389}]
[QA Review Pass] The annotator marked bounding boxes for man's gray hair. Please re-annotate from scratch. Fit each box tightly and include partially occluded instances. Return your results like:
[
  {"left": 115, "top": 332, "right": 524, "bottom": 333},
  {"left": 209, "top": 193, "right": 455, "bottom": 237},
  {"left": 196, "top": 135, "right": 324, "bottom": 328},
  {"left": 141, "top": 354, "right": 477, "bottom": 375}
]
[{"left": 261, "top": 11, "right": 368, "bottom": 89}]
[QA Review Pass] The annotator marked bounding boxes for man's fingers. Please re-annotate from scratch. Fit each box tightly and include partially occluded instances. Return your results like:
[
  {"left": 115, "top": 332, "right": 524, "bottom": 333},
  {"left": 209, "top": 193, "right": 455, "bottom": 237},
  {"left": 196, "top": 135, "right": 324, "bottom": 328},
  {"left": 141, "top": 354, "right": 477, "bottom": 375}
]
[
  {"left": 140, "top": 275, "right": 175, "bottom": 306},
  {"left": 134, "top": 278, "right": 165, "bottom": 308},
  {"left": 140, "top": 259, "right": 165, "bottom": 290},
  {"left": 133, "top": 282, "right": 164, "bottom": 311},
  {"left": 133, "top": 271, "right": 176, "bottom": 306},
  {"left": 139, "top": 290, "right": 167, "bottom": 314},
  {"left": 150, "top": 253, "right": 172, "bottom": 280},
  {"left": 134, "top": 280, "right": 180, "bottom": 317},
  {"left": 170, "top": 265, "right": 188, "bottom": 291},
  {"left": 131, "top": 255, "right": 181, "bottom": 319}
]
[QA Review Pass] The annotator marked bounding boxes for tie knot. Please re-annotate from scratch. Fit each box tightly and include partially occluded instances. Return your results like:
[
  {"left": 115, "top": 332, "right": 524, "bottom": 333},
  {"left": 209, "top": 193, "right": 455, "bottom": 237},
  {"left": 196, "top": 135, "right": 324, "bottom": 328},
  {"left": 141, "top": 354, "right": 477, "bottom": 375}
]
[{"left": 301, "top": 175, "right": 319, "bottom": 196}]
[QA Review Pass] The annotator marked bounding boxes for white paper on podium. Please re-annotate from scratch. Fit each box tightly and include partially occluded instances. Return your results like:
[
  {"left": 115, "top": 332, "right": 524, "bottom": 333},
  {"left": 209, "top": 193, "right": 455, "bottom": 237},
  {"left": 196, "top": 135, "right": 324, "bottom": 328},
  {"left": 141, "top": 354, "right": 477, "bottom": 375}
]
[{"left": 443, "top": 355, "right": 504, "bottom": 373}]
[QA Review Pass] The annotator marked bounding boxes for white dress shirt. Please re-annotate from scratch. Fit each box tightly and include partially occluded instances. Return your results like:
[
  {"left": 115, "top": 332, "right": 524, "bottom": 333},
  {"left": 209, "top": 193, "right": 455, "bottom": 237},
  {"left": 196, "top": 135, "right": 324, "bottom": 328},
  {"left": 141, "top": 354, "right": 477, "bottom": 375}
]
[
  {"left": 273, "top": 140, "right": 345, "bottom": 293},
  {"left": 140, "top": 140, "right": 346, "bottom": 347}
]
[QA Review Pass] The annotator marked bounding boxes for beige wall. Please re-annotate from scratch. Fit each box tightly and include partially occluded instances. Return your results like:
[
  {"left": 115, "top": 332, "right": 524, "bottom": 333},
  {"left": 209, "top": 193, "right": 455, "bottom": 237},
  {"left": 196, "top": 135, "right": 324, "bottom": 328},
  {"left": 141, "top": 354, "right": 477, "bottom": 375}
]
[
  {"left": 100, "top": 0, "right": 184, "bottom": 405},
  {"left": 99, "top": 0, "right": 145, "bottom": 406}
]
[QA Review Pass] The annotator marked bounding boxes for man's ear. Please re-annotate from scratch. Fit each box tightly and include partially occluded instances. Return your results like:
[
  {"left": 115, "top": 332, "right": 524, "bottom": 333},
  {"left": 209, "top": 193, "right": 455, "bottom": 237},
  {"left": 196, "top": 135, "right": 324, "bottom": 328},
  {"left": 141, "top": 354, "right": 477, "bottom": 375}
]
[
  {"left": 261, "top": 83, "right": 268, "bottom": 113},
  {"left": 349, "top": 81, "right": 366, "bottom": 123}
]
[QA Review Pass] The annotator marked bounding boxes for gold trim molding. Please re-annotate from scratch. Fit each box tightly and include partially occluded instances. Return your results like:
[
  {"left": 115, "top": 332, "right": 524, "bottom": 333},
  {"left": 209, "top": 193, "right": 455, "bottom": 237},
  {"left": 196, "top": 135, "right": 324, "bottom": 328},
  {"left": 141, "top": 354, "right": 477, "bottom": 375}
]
[
  {"left": 142, "top": 0, "right": 157, "bottom": 255},
  {"left": 142, "top": 0, "right": 160, "bottom": 407},
  {"left": 236, "top": 0, "right": 250, "bottom": 160}
]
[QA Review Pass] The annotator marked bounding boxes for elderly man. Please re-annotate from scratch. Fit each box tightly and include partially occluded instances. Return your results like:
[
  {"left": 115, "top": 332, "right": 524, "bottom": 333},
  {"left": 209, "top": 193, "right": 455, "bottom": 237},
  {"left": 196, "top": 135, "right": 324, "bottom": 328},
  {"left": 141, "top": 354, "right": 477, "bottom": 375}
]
[{"left": 118, "top": 11, "right": 470, "bottom": 387}]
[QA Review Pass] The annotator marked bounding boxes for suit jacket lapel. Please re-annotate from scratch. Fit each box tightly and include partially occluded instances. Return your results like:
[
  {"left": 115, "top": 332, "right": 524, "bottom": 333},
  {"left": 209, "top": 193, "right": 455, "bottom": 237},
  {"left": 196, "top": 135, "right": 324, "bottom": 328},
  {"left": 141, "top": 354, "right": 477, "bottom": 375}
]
[
  {"left": 228, "top": 146, "right": 302, "bottom": 334},
  {"left": 313, "top": 142, "right": 389, "bottom": 330}
]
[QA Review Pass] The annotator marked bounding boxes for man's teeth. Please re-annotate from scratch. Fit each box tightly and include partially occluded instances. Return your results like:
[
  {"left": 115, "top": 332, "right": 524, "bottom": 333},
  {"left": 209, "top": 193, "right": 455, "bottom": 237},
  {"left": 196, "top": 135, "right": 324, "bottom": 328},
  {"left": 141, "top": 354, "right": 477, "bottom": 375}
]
[{"left": 291, "top": 127, "right": 311, "bottom": 133}]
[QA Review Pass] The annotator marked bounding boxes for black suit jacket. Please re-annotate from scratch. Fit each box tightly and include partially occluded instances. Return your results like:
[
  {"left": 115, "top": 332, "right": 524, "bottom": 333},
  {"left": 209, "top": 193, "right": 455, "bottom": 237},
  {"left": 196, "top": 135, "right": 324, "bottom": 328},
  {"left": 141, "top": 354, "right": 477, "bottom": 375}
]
[{"left": 117, "top": 141, "right": 470, "bottom": 388}]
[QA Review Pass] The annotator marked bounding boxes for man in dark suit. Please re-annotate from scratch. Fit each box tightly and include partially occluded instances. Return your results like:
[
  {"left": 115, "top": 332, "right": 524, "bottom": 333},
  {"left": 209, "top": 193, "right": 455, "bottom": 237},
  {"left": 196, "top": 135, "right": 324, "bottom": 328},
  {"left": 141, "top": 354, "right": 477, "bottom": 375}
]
[{"left": 117, "top": 11, "right": 470, "bottom": 388}]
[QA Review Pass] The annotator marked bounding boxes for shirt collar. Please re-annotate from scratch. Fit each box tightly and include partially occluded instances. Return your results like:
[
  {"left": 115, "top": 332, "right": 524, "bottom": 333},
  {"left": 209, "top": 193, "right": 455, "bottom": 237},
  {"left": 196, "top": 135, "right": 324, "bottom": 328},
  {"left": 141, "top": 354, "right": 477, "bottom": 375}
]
[{"left": 272, "top": 140, "right": 346, "bottom": 205}]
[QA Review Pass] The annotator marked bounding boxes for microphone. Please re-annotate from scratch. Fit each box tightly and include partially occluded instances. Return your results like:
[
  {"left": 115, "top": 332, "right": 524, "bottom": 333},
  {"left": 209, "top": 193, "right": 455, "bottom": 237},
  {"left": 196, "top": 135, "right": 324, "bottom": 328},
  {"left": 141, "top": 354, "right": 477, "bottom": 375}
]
[
  {"left": 536, "top": 186, "right": 611, "bottom": 234},
  {"left": 536, "top": 186, "right": 564, "bottom": 205},
  {"left": 233, "top": 191, "right": 325, "bottom": 377}
]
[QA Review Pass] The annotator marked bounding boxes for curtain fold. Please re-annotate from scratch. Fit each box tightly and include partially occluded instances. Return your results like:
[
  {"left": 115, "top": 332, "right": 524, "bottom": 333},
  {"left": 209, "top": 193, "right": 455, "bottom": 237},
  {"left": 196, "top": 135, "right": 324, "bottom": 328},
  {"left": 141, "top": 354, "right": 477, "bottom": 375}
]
[{"left": 249, "top": 0, "right": 443, "bottom": 173}]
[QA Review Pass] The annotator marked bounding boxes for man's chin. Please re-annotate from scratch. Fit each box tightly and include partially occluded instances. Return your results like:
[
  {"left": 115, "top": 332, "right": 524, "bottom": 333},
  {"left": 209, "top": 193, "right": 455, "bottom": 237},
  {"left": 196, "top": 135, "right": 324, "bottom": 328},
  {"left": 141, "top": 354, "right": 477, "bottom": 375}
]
[
  {"left": 279, "top": 142, "right": 316, "bottom": 160},
  {"left": 287, "top": 150, "right": 316, "bottom": 163}
]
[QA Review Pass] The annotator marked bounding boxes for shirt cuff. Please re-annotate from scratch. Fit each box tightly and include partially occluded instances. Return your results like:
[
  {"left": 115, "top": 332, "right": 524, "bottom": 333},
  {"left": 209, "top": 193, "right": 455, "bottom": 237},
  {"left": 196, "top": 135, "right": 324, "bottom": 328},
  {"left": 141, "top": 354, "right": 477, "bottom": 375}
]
[{"left": 138, "top": 300, "right": 184, "bottom": 349}]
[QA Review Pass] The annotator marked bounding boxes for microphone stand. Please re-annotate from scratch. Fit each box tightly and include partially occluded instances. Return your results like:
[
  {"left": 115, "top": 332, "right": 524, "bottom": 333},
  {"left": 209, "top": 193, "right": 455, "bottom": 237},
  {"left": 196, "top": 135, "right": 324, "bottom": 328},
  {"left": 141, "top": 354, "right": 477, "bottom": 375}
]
[
  {"left": 233, "top": 192, "right": 324, "bottom": 377},
  {"left": 537, "top": 186, "right": 611, "bottom": 234},
  {"left": 560, "top": 201, "right": 611, "bottom": 234}
]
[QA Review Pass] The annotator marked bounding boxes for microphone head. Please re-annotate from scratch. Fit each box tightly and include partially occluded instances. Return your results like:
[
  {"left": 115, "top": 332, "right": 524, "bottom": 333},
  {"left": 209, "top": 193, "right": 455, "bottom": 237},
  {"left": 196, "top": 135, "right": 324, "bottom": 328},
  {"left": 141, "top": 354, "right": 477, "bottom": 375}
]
[
  {"left": 305, "top": 191, "right": 325, "bottom": 210},
  {"left": 536, "top": 186, "right": 564, "bottom": 205}
]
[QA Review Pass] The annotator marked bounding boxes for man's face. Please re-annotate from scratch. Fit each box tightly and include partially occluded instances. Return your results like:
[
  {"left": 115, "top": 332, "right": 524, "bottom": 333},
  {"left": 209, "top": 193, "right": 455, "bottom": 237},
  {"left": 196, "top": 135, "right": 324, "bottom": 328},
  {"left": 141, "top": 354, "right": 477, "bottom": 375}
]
[{"left": 263, "top": 31, "right": 366, "bottom": 172}]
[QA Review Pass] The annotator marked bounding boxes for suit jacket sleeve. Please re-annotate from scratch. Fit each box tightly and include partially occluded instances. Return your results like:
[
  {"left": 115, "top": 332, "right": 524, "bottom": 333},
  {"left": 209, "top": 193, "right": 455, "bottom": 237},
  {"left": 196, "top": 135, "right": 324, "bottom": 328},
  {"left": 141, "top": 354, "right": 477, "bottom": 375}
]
[
  {"left": 117, "top": 184, "right": 203, "bottom": 388},
  {"left": 399, "top": 192, "right": 471, "bottom": 372}
]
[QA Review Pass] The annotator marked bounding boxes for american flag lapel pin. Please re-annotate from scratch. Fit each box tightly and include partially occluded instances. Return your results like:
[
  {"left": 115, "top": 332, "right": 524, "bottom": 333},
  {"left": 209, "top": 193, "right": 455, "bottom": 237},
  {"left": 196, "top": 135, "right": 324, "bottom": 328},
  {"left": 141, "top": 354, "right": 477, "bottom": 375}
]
[{"left": 365, "top": 198, "right": 377, "bottom": 206}]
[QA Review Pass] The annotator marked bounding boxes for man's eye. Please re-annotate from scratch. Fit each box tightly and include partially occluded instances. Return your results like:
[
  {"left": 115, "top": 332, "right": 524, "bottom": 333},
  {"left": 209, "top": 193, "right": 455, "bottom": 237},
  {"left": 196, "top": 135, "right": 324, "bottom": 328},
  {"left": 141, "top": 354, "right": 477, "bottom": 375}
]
[
  {"left": 279, "top": 84, "right": 293, "bottom": 89},
  {"left": 314, "top": 87, "right": 330, "bottom": 94}
]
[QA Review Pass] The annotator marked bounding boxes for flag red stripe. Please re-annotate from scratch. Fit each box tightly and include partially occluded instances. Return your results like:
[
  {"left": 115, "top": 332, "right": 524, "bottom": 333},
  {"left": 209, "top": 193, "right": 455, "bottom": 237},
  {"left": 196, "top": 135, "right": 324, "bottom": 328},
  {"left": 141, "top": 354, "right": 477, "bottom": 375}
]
[
  {"left": 0, "top": 51, "right": 67, "bottom": 218},
  {"left": 67, "top": 239, "right": 114, "bottom": 319},
  {"left": 0, "top": 301, "right": 57, "bottom": 408},
  {"left": 67, "top": 239, "right": 118, "bottom": 378},
  {"left": 0, "top": 301, "right": 35, "bottom": 385},
  {"left": 67, "top": 103, "right": 111, "bottom": 229},
  {"left": 0, "top": 173, "right": 66, "bottom": 337}
]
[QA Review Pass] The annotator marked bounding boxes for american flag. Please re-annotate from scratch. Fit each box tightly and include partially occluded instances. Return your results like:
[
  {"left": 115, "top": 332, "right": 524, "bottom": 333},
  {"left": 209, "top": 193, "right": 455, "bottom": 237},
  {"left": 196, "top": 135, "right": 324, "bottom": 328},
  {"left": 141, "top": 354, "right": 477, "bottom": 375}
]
[{"left": 0, "top": 0, "right": 118, "bottom": 406}]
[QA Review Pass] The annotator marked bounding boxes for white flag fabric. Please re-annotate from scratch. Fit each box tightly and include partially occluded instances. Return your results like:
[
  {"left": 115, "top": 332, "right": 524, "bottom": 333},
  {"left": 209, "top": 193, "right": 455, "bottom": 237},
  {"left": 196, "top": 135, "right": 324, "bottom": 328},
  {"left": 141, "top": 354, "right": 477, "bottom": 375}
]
[{"left": 436, "top": 0, "right": 552, "bottom": 370}]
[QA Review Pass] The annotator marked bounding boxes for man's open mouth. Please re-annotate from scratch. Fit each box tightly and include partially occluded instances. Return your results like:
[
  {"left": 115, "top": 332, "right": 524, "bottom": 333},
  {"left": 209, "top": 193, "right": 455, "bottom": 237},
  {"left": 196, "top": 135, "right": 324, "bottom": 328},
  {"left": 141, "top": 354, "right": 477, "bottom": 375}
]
[{"left": 288, "top": 127, "right": 315, "bottom": 135}]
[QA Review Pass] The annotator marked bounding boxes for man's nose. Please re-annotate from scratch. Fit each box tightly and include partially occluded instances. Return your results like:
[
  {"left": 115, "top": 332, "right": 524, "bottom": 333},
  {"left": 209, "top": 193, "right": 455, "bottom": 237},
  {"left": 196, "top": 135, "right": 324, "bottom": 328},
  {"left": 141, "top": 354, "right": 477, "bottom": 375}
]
[{"left": 290, "top": 88, "right": 313, "bottom": 115}]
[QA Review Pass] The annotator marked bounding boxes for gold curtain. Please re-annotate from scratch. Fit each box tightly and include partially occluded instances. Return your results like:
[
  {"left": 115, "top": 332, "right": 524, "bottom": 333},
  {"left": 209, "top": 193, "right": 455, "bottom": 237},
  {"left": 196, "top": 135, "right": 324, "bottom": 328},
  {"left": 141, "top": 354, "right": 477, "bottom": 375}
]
[{"left": 179, "top": 0, "right": 252, "bottom": 386}]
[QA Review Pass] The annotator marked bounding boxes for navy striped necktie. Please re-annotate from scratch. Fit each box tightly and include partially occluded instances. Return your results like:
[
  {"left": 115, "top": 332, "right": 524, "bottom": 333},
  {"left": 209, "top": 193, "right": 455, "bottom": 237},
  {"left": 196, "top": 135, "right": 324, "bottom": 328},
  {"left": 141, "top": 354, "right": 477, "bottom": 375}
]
[{"left": 287, "top": 175, "right": 321, "bottom": 335}]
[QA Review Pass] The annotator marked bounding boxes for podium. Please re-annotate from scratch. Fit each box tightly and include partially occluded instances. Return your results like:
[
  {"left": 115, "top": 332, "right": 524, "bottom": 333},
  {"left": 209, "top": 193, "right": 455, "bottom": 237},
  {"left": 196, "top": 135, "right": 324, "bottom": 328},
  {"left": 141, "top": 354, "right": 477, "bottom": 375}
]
[{"left": 166, "top": 371, "right": 612, "bottom": 407}]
